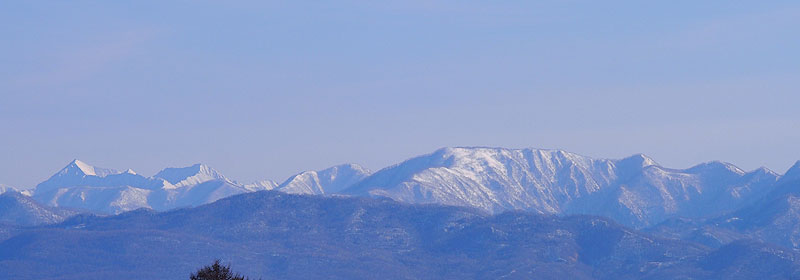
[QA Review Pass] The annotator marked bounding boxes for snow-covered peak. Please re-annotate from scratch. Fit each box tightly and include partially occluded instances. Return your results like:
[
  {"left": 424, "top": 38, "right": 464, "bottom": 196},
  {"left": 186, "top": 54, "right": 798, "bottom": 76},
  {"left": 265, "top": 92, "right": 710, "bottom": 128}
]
[
  {"left": 59, "top": 159, "right": 122, "bottom": 178},
  {"left": 154, "top": 163, "right": 229, "bottom": 188},
  {"left": 278, "top": 163, "right": 371, "bottom": 195},
  {"left": 345, "top": 146, "right": 615, "bottom": 204},
  {"left": 424, "top": 147, "right": 604, "bottom": 174}
]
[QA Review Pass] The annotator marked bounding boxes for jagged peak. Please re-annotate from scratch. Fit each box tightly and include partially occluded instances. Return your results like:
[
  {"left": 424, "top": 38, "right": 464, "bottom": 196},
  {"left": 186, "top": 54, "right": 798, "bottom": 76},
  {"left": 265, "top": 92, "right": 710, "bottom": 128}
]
[
  {"left": 153, "top": 163, "right": 228, "bottom": 186},
  {"left": 58, "top": 159, "right": 121, "bottom": 177}
]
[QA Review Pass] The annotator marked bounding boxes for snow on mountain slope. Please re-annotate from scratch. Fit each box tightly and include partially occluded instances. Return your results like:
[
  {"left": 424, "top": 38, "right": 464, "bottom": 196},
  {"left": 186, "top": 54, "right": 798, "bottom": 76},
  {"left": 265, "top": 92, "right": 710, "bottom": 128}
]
[
  {"left": 22, "top": 150, "right": 791, "bottom": 228},
  {"left": 158, "top": 180, "right": 250, "bottom": 209},
  {"left": 345, "top": 147, "right": 780, "bottom": 228},
  {"left": 31, "top": 160, "right": 253, "bottom": 214},
  {"left": 278, "top": 164, "right": 370, "bottom": 195},
  {"left": 690, "top": 162, "right": 800, "bottom": 248},
  {"left": 35, "top": 160, "right": 173, "bottom": 192},
  {"left": 572, "top": 162, "right": 778, "bottom": 228},
  {"left": 152, "top": 163, "right": 251, "bottom": 208},
  {"left": 32, "top": 160, "right": 177, "bottom": 213},
  {"left": 154, "top": 164, "right": 230, "bottom": 189},
  {"left": 0, "top": 191, "right": 79, "bottom": 226},
  {"left": 242, "top": 180, "right": 278, "bottom": 192},
  {"left": 346, "top": 147, "right": 620, "bottom": 214}
]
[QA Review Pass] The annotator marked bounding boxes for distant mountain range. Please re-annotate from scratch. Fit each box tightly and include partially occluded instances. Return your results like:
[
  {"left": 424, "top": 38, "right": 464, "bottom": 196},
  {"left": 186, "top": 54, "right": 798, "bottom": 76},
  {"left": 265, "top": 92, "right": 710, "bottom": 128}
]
[
  {"left": 0, "top": 191, "right": 77, "bottom": 226},
  {"left": 26, "top": 160, "right": 371, "bottom": 214},
  {"left": 6, "top": 147, "right": 800, "bottom": 229},
  {"left": 2, "top": 147, "right": 800, "bottom": 279}
]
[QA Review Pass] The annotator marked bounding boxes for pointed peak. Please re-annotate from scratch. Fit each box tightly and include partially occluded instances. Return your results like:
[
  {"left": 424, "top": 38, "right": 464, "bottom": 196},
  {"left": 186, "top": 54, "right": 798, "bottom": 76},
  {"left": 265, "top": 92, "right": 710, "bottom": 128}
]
[
  {"left": 69, "top": 159, "right": 96, "bottom": 176},
  {"left": 59, "top": 159, "right": 120, "bottom": 177}
]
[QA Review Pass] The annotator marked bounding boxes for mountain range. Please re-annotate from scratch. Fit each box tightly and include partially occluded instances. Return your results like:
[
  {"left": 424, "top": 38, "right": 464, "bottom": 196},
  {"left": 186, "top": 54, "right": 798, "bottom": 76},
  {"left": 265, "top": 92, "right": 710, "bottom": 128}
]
[
  {"left": 8, "top": 147, "right": 800, "bottom": 229},
  {"left": 2, "top": 146, "right": 800, "bottom": 278}
]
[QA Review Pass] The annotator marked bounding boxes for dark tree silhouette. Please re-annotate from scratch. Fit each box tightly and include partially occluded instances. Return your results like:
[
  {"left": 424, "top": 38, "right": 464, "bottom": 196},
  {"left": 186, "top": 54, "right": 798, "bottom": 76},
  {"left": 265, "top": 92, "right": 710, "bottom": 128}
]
[{"left": 190, "top": 259, "right": 249, "bottom": 280}]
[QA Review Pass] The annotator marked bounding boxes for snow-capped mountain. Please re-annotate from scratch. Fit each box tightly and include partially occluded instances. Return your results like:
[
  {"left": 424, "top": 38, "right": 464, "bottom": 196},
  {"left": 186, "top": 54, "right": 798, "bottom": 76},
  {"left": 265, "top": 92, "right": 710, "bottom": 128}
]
[
  {"left": 32, "top": 160, "right": 175, "bottom": 213},
  {"left": 700, "top": 161, "right": 800, "bottom": 248},
  {"left": 20, "top": 149, "right": 797, "bottom": 229},
  {"left": 277, "top": 164, "right": 370, "bottom": 195},
  {"left": 344, "top": 147, "right": 781, "bottom": 228},
  {"left": 31, "top": 160, "right": 253, "bottom": 214},
  {"left": 0, "top": 191, "right": 79, "bottom": 226},
  {"left": 154, "top": 163, "right": 230, "bottom": 189},
  {"left": 151, "top": 163, "right": 252, "bottom": 208},
  {"left": 27, "top": 159, "right": 372, "bottom": 214}
]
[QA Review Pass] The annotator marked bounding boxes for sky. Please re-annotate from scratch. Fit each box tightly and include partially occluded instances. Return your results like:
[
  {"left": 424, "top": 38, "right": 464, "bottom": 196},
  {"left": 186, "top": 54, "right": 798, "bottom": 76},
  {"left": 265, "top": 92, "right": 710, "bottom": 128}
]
[{"left": 1, "top": 1, "right": 799, "bottom": 188}]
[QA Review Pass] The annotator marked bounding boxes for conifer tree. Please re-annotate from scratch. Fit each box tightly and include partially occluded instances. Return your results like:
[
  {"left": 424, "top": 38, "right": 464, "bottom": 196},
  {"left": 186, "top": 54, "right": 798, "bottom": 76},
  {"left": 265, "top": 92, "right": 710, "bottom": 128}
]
[{"left": 189, "top": 259, "right": 248, "bottom": 280}]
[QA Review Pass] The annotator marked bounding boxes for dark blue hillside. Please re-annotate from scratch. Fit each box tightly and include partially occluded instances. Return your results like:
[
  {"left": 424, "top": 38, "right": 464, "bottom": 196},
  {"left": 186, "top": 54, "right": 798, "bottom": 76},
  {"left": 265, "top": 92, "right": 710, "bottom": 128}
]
[{"left": 0, "top": 191, "right": 797, "bottom": 280}]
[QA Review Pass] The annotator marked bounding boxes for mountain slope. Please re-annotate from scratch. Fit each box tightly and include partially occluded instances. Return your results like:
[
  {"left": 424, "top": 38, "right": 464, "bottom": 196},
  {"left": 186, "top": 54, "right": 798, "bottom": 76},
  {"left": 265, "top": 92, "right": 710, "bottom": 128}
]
[
  {"left": 0, "top": 191, "right": 78, "bottom": 226},
  {"left": 345, "top": 147, "right": 779, "bottom": 228},
  {"left": 242, "top": 180, "right": 278, "bottom": 192},
  {"left": 32, "top": 161, "right": 251, "bottom": 214},
  {"left": 154, "top": 164, "right": 229, "bottom": 189},
  {"left": 0, "top": 191, "right": 797, "bottom": 280},
  {"left": 0, "top": 184, "right": 18, "bottom": 195},
  {"left": 277, "top": 164, "right": 370, "bottom": 195},
  {"left": 688, "top": 163, "right": 800, "bottom": 249}
]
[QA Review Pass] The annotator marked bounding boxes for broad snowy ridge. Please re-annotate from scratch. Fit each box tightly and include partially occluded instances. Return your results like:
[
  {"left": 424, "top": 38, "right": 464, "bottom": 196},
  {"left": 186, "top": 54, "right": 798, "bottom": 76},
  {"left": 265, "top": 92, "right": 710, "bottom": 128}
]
[
  {"left": 344, "top": 147, "right": 785, "bottom": 228},
  {"left": 14, "top": 147, "right": 799, "bottom": 230}
]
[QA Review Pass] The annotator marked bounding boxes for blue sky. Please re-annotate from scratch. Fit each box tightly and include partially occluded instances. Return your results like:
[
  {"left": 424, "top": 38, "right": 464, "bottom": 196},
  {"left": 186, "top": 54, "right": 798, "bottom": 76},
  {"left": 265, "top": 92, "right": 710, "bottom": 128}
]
[{"left": 1, "top": 1, "right": 799, "bottom": 188}]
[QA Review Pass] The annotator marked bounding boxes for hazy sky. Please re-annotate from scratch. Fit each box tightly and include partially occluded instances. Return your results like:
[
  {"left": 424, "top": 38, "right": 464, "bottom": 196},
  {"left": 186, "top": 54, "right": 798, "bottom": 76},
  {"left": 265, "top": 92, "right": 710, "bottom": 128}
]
[{"left": 2, "top": 1, "right": 799, "bottom": 188}]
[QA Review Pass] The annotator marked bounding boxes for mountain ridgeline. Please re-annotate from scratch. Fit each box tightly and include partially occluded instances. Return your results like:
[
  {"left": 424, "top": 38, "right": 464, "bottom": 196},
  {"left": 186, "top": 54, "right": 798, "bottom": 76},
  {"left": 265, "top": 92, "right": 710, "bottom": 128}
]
[
  {"left": 27, "top": 160, "right": 372, "bottom": 215},
  {"left": 14, "top": 147, "right": 800, "bottom": 230},
  {"left": 346, "top": 147, "right": 785, "bottom": 228},
  {"left": 2, "top": 147, "right": 800, "bottom": 279}
]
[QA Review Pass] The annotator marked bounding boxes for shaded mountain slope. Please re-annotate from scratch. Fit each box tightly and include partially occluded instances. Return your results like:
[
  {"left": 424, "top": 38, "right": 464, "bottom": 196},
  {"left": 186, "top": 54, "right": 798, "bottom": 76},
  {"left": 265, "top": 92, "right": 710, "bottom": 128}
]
[{"left": 0, "top": 191, "right": 797, "bottom": 279}]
